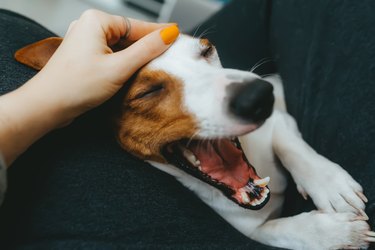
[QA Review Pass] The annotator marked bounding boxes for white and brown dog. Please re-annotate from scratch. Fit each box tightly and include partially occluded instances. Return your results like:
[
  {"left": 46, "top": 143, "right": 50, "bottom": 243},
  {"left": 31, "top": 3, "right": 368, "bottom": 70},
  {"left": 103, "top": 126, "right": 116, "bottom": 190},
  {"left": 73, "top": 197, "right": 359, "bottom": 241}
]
[{"left": 15, "top": 34, "right": 375, "bottom": 249}]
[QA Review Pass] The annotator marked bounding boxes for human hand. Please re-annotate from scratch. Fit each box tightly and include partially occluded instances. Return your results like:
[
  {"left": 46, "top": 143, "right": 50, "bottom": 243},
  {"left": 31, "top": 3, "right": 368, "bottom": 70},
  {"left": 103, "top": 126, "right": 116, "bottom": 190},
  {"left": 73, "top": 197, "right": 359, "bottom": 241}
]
[
  {"left": 29, "top": 9, "right": 179, "bottom": 125},
  {"left": 0, "top": 9, "right": 179, "bottom": 165}
]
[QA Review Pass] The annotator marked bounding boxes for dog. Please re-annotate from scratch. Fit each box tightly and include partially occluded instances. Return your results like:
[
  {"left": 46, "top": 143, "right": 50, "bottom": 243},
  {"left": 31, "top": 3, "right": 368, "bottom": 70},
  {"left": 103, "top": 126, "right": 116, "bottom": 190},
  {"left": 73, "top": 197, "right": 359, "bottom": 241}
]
[{"left": 15, "top": 34, "right": 375, "bottom": 249}]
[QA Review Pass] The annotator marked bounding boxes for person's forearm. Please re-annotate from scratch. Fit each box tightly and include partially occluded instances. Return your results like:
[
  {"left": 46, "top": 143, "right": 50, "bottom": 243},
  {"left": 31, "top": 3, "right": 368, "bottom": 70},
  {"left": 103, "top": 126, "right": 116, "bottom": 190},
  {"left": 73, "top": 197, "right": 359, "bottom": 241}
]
[
  {"left": 0, "top": 11, "right": 178, "bottom": 167},
  {"left": 0, "top": 76, "right": 69, "bottom": 166}
]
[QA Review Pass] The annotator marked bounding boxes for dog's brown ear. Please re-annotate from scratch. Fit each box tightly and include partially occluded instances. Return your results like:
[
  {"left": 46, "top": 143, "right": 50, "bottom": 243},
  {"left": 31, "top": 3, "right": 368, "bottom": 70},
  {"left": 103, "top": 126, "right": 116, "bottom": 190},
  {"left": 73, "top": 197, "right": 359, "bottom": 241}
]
[{"left": 14, "top": 37, "right": 63, "bottom": 70}]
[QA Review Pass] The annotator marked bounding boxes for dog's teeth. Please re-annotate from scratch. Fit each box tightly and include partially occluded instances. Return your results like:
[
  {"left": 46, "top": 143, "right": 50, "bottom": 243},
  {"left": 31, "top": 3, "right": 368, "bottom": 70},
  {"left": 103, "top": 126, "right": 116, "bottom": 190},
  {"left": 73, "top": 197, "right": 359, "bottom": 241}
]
[
  {"left": 264, "top": 188, "right": 270, "bottom": 195},
  {"left": 254, "top": 177, "right": 270, "bottom": 187},
  {"left": 244, "top": 185, "right": 254, "bottom": 193},
  {"left": 241, "top": 191, "right": 250, "bottom": 203},
  {"left": 251, "top": 200, "right": 259, "bottom": 206},
  {"left": 182, "top": 148, "right": 197, "bottom": 164},
  {"left": 259, "top": 195, "right": 267, "bottom": 204}
]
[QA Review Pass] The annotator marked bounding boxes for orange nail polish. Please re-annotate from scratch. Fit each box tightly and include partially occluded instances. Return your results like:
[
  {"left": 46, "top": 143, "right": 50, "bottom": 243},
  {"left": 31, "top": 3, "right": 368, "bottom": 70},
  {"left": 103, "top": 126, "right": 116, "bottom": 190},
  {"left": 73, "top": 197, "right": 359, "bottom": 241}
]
[{"left": 160, "top": 24, "right": 179, "bottom": 45}]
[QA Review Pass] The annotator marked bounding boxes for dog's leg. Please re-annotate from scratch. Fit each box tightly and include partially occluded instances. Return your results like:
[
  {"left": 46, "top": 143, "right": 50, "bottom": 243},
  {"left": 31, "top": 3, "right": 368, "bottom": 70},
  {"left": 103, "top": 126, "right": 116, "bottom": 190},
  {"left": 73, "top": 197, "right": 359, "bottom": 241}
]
[
  {"left": 251, "top": 210, "right": 373, "bottom": 249},
  {"left": 260, "top": 75, "right": 367, "bottom": 213},
  {"left": 271, "top": 109, "right": 367, "bottom": 215}
]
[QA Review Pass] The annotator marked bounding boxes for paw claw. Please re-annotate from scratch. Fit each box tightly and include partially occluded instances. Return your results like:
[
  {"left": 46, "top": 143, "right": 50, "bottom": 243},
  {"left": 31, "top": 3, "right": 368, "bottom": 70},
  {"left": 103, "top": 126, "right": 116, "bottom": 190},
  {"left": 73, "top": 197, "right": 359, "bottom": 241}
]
[
  {"left": 366, "top": 231, "right": 375, "bottom": 237},
  {"left": 365, "top": 236, "right": 375, "bottom": 242},
  {"left": 352, "top": 216, "right": 367, "bottom": 221},
  {"left": 358, "top": 209, "right": 369, "bottom": 221},
  {"left": 297, "top": 184, "right": 308, "bottom": 200},
  {"left": 356, "top": 191, "right": 368, "bottom": 203},
  {"left": 301, "top": 192, "right": 308, "bottom": 200}
]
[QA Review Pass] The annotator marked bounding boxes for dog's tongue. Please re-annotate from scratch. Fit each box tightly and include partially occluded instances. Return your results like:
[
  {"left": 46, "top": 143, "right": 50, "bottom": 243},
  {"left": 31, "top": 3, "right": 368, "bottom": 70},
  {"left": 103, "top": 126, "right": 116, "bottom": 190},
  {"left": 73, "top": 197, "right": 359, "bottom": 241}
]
[{"left": 188, "top": 140, "right": 260, "bottom": 189}]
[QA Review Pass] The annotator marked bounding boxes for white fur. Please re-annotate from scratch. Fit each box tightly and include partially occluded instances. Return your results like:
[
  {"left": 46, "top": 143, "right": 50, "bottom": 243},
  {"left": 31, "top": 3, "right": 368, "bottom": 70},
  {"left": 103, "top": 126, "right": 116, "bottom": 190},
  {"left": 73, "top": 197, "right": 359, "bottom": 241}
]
[{"left": 147, "top": 35, "right": 373, "bottom": 249}]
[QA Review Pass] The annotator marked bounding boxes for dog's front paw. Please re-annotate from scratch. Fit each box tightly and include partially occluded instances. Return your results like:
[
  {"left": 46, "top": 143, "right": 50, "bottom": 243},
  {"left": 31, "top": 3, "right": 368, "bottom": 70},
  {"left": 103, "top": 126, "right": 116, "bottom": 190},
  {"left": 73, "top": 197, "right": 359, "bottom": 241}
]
[
  {"left": 302, "top": 211, "right": 375, "bottom": 250},
  {"left": 294, "top": 155, "right": 367, "bottom": 215}
]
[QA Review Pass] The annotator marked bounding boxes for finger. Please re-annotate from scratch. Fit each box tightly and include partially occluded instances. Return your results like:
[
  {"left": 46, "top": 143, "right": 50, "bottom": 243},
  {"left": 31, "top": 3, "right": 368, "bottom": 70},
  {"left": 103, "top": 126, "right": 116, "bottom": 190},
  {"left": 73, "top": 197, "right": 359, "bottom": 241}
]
[
  {"left": 78, "top": 10, "right": 128, "bottom": 46},
  {"left": 78, "top": 9, "right": 174, "bottom": 46},
  {"left": 126, "top": 18, "right": 175, "bottom": 41},
  {"left": 107, "top": 25, "right": 180, "bottom": 83},
  {"left": 65, "top": 20, "right": 77, "bottom": 36}
]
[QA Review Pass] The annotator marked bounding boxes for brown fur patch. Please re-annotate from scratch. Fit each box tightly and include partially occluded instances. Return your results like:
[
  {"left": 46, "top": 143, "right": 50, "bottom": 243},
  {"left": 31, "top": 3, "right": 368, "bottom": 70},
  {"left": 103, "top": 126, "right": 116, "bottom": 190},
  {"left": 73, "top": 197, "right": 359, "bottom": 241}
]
[
  {"left": 199, "top": 38, "right": 212, "bottom": 47},
  {"left": 116, "top": 68, "right": 199, "bottom": 163},
  {"left": 199, "top": 38, "right": 215, "bottom": 58}
]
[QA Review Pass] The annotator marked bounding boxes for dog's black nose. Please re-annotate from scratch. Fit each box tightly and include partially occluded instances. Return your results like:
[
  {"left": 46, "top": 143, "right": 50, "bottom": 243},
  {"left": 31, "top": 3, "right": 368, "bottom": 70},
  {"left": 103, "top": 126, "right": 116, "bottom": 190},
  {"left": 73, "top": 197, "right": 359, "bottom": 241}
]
[{"left": 228, "top": 79, "right": 274, "bottom": 122}]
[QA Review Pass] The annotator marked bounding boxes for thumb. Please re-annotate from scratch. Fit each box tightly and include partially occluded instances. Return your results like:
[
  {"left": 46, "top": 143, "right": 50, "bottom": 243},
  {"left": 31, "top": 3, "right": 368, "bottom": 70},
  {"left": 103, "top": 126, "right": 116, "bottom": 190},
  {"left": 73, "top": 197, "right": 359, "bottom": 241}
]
[{"left": 108, "top": 24, "right": 180, "bottom": 82}]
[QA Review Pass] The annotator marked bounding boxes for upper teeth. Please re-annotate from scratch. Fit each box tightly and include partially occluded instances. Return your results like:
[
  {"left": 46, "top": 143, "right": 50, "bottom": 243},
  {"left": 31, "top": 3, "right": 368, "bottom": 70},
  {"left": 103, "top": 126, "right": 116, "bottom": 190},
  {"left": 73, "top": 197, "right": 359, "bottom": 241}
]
[
  {"left": 254, "top": 176, "right": 270, "bottom": 187},
  {"left": 181, "top": 147, "right": 201, "bottom": 168}
]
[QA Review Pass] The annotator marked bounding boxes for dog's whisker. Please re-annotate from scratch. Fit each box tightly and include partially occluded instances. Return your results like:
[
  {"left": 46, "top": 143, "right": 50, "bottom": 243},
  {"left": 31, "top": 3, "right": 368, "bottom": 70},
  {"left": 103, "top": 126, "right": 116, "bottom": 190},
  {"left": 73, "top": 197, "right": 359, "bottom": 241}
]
[
  {"left": 198, "top": 30, "right": 216, "bottom": 39},
  {"left": 185, "top": 130, "right": 200, "bottom": 147},
  {"left": 249, "top": 57, "right": 274, "bottom": 72},
  {"left": 260, "top": 73, "right": 277, "bottom": 78},
  {"left": 192, "top": 23, "right": 204, "bottom": 38},
  {"left": 249, "top": 57, "right": 272, "bottom": 71},
  {"left": 197, "top": 25, "right": 217, "bottom": 39},
  {"left": 198, "top": 138, "right": 209, "bottom": 153}
]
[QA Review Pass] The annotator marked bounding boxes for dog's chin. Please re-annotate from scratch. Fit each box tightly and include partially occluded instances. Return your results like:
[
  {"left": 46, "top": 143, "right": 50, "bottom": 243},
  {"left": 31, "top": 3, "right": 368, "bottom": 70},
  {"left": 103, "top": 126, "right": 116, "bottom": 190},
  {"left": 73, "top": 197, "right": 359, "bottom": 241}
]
[{"left": 161, "top": 137, "right": 270, "bottom": 210}]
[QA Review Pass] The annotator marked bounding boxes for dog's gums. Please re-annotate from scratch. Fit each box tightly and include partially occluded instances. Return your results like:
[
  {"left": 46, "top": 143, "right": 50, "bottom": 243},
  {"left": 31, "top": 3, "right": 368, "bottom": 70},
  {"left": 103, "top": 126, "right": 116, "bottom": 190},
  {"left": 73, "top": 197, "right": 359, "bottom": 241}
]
[{"left": 162, "top": 138, "right": 270, "bottom": 209}]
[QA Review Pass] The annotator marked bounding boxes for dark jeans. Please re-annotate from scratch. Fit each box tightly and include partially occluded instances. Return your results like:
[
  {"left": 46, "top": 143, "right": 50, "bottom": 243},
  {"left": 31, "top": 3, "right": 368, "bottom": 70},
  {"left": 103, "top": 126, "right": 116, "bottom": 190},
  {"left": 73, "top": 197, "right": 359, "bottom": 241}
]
[{"left": 0, "top": 0, "right": 374, "bottom": 249}]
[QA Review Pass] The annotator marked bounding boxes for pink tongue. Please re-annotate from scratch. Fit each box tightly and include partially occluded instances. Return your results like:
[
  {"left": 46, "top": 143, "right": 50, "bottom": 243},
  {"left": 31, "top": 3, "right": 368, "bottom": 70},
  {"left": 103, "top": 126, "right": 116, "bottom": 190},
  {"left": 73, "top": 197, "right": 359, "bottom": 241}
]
[{"left": 189, "top": 140, "right": 259, "bottom": 188}]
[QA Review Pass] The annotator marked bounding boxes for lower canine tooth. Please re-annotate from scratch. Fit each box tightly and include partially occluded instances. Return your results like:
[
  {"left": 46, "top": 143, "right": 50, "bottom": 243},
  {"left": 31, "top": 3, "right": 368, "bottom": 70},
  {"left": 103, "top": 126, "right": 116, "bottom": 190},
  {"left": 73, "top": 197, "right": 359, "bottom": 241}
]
[{"left": 254, "top": 176, "right": 270, "bottom": 187}]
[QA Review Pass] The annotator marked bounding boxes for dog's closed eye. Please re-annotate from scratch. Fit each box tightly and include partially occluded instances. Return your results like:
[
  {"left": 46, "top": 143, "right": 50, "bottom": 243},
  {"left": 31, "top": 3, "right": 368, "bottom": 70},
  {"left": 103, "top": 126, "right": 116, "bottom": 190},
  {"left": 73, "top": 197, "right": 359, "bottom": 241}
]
[
  {"left": 134, "top": 84, "right": 164, "bottom": 99},
  {"left": 200, "top": 44, "right": 214, "bottom": 58},
  {"left": 199, "top": 38, "right": 215, "bottom": 59}
]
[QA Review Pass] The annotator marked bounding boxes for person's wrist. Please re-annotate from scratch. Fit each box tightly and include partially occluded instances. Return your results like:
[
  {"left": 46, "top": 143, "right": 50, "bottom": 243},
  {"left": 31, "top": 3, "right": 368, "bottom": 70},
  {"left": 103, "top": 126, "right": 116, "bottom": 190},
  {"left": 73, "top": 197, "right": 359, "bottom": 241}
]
[
  {"left": 0, "top": 76, "right": 73, "bottom": 137},
  {"left": 0, "top": 76, "right": 75, "bottom": 165},
  {"left": 21, "top": 76, "right": 75, "bottom": 129}
]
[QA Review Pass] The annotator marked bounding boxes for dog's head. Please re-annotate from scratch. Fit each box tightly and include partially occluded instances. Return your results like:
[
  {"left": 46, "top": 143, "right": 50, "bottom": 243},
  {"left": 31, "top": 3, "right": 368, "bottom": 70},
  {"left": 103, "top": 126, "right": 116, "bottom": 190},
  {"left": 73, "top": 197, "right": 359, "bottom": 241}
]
[{"left": 15, "top": 35, "right": 274, "bottom": 210}]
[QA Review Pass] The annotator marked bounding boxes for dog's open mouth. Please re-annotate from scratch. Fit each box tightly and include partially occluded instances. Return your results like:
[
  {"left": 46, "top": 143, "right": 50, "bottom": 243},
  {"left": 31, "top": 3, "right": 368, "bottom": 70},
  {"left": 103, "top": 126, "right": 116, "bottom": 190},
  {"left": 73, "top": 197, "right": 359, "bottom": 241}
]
[{"left": 162, "top": 138, "right": 270, "bottom": 209}]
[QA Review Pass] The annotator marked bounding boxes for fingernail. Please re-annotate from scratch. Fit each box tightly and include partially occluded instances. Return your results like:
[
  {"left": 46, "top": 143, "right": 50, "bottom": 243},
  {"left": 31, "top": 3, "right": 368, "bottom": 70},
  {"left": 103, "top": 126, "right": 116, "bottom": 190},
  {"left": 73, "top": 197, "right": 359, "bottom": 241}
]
[{"left": 160, "top": 24, "right": 179, "bottom": 45}]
